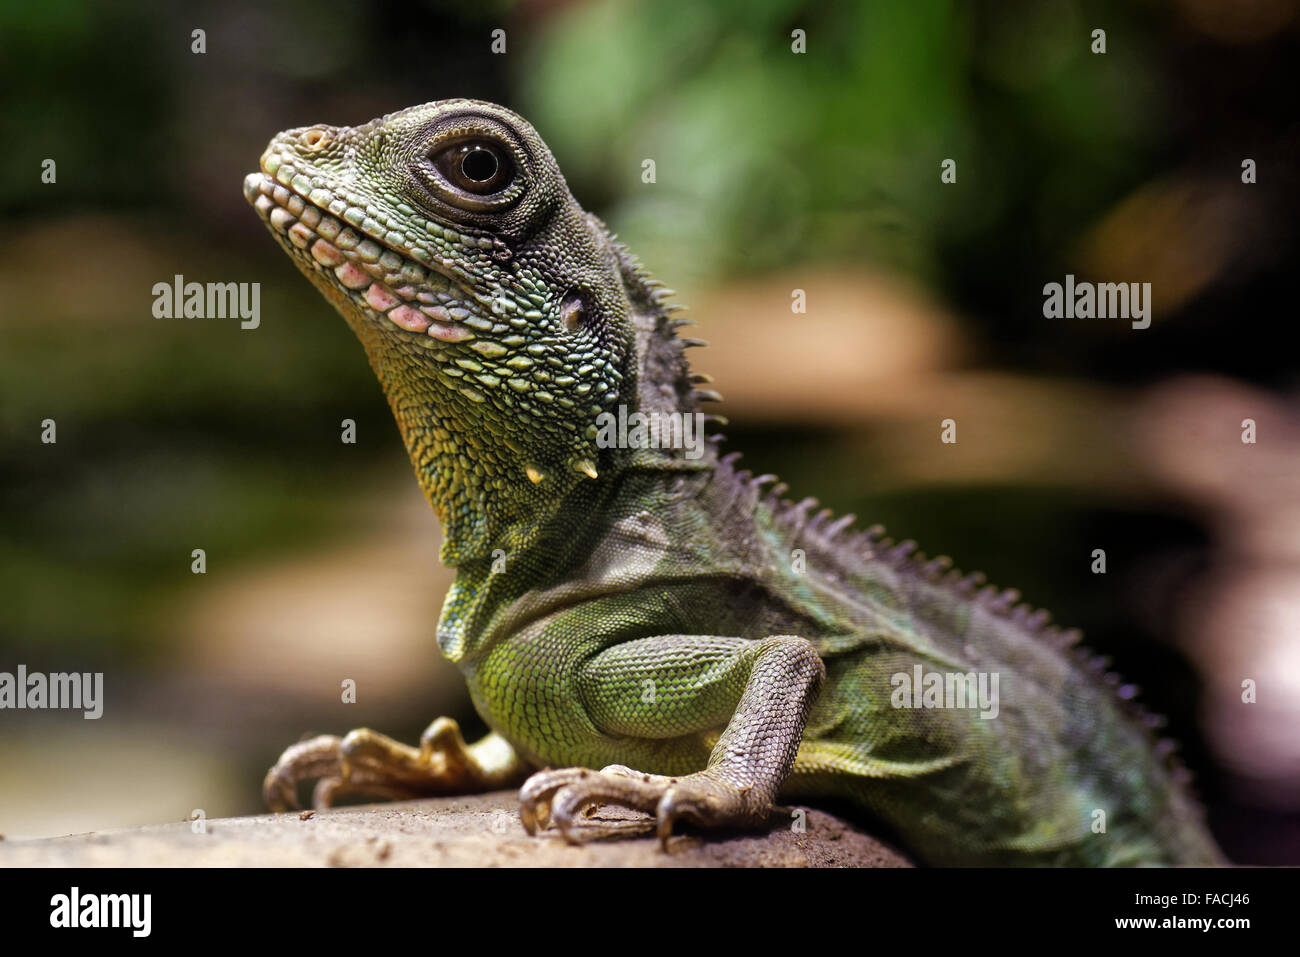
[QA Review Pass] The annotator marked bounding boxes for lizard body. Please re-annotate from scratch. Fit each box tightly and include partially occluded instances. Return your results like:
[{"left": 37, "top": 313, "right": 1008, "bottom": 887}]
[{"left": 245, "top": 99, "right": 1223, "bottom": 865}]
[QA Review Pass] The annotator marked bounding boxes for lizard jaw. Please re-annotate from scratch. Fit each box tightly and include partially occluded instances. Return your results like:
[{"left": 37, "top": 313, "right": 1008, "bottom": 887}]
[{"left": 242, "top": 170, "right": 476, "bottom": 343}]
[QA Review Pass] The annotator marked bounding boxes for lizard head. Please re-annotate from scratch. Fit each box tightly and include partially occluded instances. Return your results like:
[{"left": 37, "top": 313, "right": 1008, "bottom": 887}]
[{"left": 245, "top": 99, "right": 701, "bottom": 561}]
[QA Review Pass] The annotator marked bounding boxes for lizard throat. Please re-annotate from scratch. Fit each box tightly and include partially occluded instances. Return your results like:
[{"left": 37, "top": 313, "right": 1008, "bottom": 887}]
[{"left": 242, "top": 168, "right": 600, "bottom": 565}]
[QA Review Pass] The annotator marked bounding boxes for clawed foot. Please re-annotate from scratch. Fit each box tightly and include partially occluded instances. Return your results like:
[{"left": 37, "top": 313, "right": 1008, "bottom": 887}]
[
  {"left": 263, "top": 717, "right": 517, "bottom": 811},
  {"left": 519, "top": 765, "right": 773, "bottom": 848}
]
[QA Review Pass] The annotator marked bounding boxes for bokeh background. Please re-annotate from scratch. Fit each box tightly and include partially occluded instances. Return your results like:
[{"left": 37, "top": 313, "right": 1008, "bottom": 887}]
[{"left": 1, "top": 0, "right": 1297, "bottom": 863}]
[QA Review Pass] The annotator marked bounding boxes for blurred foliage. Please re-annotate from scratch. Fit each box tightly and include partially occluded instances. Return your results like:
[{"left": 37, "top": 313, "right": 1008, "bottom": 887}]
[{"left": 520, "top": 0, "right": 1160, "bottom": 288}]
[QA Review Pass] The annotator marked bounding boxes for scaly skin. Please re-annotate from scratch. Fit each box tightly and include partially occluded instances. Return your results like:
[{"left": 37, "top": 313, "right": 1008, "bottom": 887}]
[{"left": 245, "top": 99, "right": 1224, "bottom": 865}]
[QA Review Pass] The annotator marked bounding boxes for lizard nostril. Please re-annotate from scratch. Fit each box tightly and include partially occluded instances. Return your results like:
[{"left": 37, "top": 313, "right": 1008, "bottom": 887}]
[{"left": 302, "top": 128, "right": 329, "bottom": 150}]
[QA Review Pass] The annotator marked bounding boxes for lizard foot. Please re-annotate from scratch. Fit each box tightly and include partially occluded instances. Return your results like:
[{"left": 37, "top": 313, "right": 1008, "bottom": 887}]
[
  {"left": 519, "top": 765, "right": 773, "bottom": 849},
  {"left": 263, "top": 717, "right": 521, "bottom": 811}
]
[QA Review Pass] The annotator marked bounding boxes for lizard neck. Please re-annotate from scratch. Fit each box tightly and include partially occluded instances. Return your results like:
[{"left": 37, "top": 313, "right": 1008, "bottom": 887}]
[
  {"left": 352, "top": 318, "right": 590, "bottom": 565},
  {"left": 434, "top": 462, "right": 716, "bottom": 664},
  {"left": 349, "top": 235, "right": 720, "bottom": 566}
]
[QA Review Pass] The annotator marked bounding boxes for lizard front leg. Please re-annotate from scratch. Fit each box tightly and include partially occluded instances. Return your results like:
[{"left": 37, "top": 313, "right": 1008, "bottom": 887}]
[
  {"left": 263, "top": 717, "right": 528, "bottom": 811},
  {"left": 518, "top": 634, "right": 825, "bottom": 846}
]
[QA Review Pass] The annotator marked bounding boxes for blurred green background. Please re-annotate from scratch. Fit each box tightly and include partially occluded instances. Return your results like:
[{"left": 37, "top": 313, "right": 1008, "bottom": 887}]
[{"left": 2, "top": 0, "right": 1298, "bottom": 862}]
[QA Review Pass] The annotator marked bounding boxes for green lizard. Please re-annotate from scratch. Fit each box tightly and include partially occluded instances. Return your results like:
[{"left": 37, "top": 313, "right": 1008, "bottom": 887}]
[{"left": 244, "top": 98, "right": 1224, "bottom": 866}]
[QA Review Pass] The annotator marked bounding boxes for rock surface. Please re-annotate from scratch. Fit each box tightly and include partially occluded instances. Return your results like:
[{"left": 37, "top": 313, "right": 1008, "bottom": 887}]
[{"left": 0, "top": 791, "right": 911, "bottom": 867}]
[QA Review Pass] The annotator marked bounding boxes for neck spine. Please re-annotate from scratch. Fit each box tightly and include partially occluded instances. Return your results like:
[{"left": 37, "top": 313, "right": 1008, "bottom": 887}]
[{"left": 613, "top": 242, "right": 723, "bottom": 473}]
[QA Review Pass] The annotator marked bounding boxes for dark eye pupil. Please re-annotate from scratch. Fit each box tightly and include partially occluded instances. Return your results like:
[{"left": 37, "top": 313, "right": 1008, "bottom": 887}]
[
  {"left": 429, "top": 139, "right": 514, "bottom": 200},
  {"left": 460, "top": 147, "right": 498, "bottom": 183}
]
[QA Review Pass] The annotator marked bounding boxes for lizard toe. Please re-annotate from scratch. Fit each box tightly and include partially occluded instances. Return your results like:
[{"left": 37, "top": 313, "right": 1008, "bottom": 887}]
[
  {"left": 549, "top": 775, "right": 663, "bottom": 843},
  {"left": 519, "top": 767, "right": 594, "bottom": 833},
  {"left": 262, "top": 734, "right": 345, "bottom": 812}
]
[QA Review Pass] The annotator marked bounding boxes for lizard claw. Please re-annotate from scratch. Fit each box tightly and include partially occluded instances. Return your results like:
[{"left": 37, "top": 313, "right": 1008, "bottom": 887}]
[
  {"left": 263, "top": 734, "right": 345, "bottom": 811},
  {"left": 262, "top": 719, "right": 524, "bottom": 812},
  {"left": 519, "top": 765, "right": 765, "bottom": 846},
  {"left": 264, "top": 770, "right": 301, "bottom": 813},
  {"left": 654, "top": 784, "right": 720, "bottom": 850},
  {"left": 519, "top": 767, "right": 592, "bottom": 835}
]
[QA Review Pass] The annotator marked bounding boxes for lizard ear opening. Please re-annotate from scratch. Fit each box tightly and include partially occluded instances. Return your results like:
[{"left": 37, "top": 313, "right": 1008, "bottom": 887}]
[{"left": 560, "top": 290, "right": 587, "bottom": 333}]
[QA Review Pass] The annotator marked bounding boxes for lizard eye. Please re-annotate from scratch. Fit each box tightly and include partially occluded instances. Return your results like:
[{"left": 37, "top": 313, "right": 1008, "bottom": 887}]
[{"left": 431, "top": 141, "right": 513, "bottom": 195}]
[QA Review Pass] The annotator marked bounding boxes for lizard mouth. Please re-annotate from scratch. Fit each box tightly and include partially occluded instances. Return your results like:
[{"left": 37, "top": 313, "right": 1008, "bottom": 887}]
[{"left": 243, "top": 169, "right": 476, "bottom": 343}]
